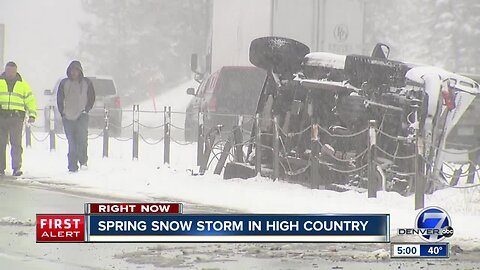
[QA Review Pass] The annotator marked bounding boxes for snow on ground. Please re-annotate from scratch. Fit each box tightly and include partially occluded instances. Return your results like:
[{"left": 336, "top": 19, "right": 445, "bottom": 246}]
[
  {"left": 139, "top": 80, "right": 198, "bottom": 112},
  {"left": 16, "top": 80, "right": 480, "bottom": 249},
  {"left": 18, "top": 131, "right": 480, "bottom": 246},
  {"left": 122, "top": 80, "right": 198, "bottom": 131}
]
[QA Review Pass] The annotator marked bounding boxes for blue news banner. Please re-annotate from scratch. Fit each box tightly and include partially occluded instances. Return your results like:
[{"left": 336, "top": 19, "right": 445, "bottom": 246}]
[{"left": 86, "top": 214, "right": 390, "bottom": 242}]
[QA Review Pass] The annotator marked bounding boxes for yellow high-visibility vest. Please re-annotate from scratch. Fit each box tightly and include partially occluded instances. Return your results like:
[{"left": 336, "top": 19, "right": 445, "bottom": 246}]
[{"left": 0, "top": 79, "right": 37, "bottom": 118}]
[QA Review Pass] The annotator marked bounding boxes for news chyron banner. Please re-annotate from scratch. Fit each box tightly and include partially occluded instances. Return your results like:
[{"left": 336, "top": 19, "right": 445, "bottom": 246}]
[{"left": 37, "top": 203, "right": 390, "bottom": 243}]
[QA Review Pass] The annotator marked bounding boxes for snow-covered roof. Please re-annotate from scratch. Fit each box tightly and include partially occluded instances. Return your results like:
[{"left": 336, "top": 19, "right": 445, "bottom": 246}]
[
  {"left": 406, "top": 66, "right": 480, "bottom": 94},
  {"left": 303, "top": 52, "right": 346, "bottom": 70}
]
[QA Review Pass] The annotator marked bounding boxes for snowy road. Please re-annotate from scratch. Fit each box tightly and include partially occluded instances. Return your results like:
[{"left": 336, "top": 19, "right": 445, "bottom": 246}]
[
  {"left": 0, "top": 180, "right": 152, "bottom": 269},
  {"left": 1, "top": 179, "right": 479, "bottom": 269}
]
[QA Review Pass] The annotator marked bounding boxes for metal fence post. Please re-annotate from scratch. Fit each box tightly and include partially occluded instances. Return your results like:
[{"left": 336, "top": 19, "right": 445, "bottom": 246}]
[
  {"left": 466, "top": 151, "right": 478, "bottom": 184},
  {"left": 132, "top": 105, "right": 139, "bottom": 160},
  {"left": 164, "top": 106, "right": 171, "bottom": 164},
  {"left": 197, "top": 111, "right": 204, "bottom": 166},
  {"left": 414, "top": 126, "right": 425, "bottom": 209},
  {"left": 233, "top": 115, "right": 244, "bottom": 162},
  {"left": 214, "top": 133, "right": 233, "bottom": 175},
  {"left": 368, "top": 120, "right": 377, "bottom": 198},
  {"left": 273, "top": 117, "right": 279, "bottom": 181},
  {"left": 49, "top": 106, "right": 56, "bottom": 151},
  {"left": 311, "top": 122, "right": 320, "bottom": 189},
  {"left": 103, "top": 107, "right": 109, "bottom": 158},
  {"left": 200, "top": 126, "right": 217, "bottom": 175},
  {"left": 255, "top": 113, "right": 262, "bottom": 175},
  {"left": 25, "top": 123, "right": 32, "bottom": 147}
]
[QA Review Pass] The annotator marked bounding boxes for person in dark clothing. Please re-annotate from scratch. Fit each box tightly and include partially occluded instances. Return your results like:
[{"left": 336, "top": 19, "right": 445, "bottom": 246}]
[
  {"left": 0, "top": 62, "right": 37, "bottom": 176},
  {"left": 57, "top": 61, "right": 95, "bottom": 172}
]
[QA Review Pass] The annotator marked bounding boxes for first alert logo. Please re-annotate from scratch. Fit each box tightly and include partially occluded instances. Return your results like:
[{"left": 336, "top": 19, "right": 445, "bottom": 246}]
[{"left": 36, "top": 215, "right": 85, "bottom": 242}]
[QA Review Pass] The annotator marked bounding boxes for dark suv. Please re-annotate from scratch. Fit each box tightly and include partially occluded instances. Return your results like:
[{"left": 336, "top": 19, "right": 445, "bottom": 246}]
[
  {"left": 44, "top": 76, "right": 123, "bottom": 136},
  {"left": 184, "top": 66, "right": 266, "bottom": 141}
]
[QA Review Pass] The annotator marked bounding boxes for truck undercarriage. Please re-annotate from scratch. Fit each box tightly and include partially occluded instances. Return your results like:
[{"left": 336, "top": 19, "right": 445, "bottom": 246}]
[{"left": 222, "top": 37, "right": 480, "bottom": 195}]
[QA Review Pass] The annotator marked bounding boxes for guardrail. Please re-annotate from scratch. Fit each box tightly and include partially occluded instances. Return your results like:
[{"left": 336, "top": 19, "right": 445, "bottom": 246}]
[
  {"left": 26, "top": 105, "right": 194, "bottom": 164},
  {"left": 24, "top": 105, "right": 480, "bottom": 210}
]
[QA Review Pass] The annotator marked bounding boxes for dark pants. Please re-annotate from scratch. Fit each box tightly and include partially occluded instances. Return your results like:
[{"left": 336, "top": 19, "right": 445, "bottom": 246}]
[
  {"left": 0, "top": 115, "right": 24, "bottom": 172},
  {"left": 62, "top": 114, "right": 89, "bottom": 171}
]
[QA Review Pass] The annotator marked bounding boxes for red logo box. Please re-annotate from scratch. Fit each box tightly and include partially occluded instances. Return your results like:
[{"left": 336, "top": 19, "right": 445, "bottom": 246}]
[{"left": 37, "top": 214, "right": 85, "bottom": 242}]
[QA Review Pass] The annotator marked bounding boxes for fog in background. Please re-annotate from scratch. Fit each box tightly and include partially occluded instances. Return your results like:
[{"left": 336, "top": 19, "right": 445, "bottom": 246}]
[
  {"left": 1, "top": 0, "right": 480, "bottom": 108},
  {"left": 364, "top": 0, "right": 480, "bottom": 73},
  {"left": 0, "top": 0, "right": 86, "bottom": 106},
  {"left": 0, "top": 0, "right": 208, "bottom": 107}
]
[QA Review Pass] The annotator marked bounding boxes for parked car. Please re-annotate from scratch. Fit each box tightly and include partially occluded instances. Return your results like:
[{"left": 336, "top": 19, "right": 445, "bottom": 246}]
[
  {"left": 44, "top": 76, "right": 123, "bottom": 136},
  {"left": 184, "top": 66, "right": 267, "bottom": 141}
]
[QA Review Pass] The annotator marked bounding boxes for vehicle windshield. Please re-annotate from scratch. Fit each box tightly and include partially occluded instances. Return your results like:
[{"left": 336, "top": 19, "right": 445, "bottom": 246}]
[{"left": 213, "top": 68, "right": 266, "bottom": 114}]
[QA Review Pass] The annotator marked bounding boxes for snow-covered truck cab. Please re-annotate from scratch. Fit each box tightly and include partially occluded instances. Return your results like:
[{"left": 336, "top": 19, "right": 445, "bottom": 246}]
[
  {"left": 405, "top": 67, "right": 480, "bottom": 167},
  {"left": 444, "top": 74, "right": 480, "bottom": 156}
]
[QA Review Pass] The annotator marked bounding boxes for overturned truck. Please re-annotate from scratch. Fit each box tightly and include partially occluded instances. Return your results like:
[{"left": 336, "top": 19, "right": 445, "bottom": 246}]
[{"left": 222, "top": 37, "right": 480, "bottom": 194}]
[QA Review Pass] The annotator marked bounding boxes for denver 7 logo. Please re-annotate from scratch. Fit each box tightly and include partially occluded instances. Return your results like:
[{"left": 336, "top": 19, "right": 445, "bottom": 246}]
[{"left": 416, "top": 207, "right": 452, "bottom": 242}]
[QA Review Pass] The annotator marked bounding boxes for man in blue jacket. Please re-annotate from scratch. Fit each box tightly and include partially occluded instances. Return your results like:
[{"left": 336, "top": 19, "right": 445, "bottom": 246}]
[{"left": 57, "top": 61, "right": 95, "bottom": 172}]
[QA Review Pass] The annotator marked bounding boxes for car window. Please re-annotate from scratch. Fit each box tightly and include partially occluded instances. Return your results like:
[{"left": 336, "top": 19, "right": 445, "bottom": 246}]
[
  {"left": 212, "top": 67, "right": 267, "bottom": 114},
  {"left": 216, "top": 68, "right": 266, "bottom": 98},
  {"left": 88, "top": 78, "right": 116, "bottom": 96},
  {"left": 205, "top": 71, "right": 220, "bottom": 94}
]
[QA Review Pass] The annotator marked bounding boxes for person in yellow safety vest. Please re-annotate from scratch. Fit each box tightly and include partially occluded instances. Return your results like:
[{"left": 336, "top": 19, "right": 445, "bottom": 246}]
[{"left": 0, "top": 62, "right": 37, "bottom": 177}]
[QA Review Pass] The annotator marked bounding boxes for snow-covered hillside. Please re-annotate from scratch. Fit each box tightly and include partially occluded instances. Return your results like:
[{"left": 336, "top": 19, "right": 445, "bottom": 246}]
[{"left": 120, "top": 80, "right": 198, "bottom": 140}]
